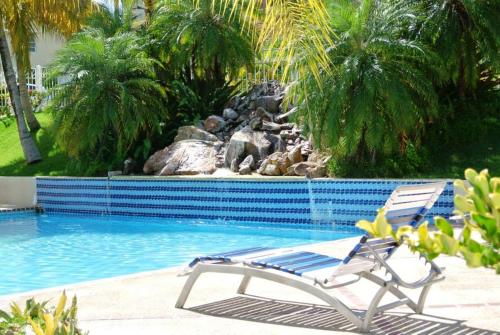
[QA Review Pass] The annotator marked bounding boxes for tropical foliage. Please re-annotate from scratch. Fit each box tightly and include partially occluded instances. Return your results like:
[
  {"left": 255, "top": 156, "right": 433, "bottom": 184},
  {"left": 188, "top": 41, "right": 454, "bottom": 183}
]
[
  {"left": 49, "top": 29, "right": 167, "bottom": 173},
  {"left": 3, "top": 0, "right": 497, "bottom": 175},
  {"left": 299, "top": 0, "right": 440, "bottom": 165},
  {"left": 417, "top": 0, "right": 500, "bottom": 97},
  {"left": 356, "top": 168, "right": 500, "bottom": 273},
  {"left": 0, "top": 291, "right": 86, "bottom": 335},
  {"left": 174, "top": 0, "right": 497, "bottom": 177},
  {"left": 0, "top": 0, "right": 95, "bottom": 164},
  {"left": 147, "top": 0, "right": 255, "bottom": 132},
  {"left": 150, "top": 0, "right": 254, "bottom": 85},
  {"left": 85, "top": 3, "right": 134, "bottom": 37}
]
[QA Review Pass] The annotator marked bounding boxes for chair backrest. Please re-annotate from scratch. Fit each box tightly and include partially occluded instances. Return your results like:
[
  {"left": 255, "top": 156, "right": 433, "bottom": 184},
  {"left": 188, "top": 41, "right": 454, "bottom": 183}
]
[
  {"left": 383, "top": 182, "right": 447, "bottom": 228},
  {"left": 341, "top": 182, "right": 447, "bottom": 266}
]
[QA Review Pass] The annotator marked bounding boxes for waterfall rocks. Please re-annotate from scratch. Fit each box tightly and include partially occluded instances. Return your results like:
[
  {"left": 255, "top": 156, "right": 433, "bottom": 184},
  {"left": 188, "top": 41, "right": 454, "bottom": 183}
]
[
  {"left": 222, "top": 108, "right": 239, "bottom": 120},
  {"left": 238, "top": 155, "right": 254, "bottom": 175},
  {"left": 143, "top": 140, "right": 217, "bottom": 176},
  {"left": 204, "top": 115, "right": 226, "bottom": 133},
  {"left": 143, "top": 81, "right": 327, "bottom": 178},
  {"left": 174, "top": 126, "right": 218, "bottom": 142}
]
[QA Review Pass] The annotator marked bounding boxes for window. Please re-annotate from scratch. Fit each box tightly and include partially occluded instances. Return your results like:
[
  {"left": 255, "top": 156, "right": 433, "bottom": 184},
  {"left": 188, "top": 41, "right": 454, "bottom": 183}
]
[{"left": 29, "top": 39, "right": 36, "bottom": 52}]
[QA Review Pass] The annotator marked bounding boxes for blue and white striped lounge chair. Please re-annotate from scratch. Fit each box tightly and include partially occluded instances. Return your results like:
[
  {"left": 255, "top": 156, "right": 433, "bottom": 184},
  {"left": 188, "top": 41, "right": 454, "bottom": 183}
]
[{"left": 176, "top": 182, "right": 447, "bottom": 332}]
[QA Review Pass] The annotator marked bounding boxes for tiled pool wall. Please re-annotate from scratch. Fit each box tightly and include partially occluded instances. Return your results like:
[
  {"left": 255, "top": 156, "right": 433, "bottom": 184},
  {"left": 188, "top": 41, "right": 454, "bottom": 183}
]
[
  {"left": 0, "top": 206, "right": 42, "bottom": 214},
  {"left": 35, "top": 178, "right": 455, "bottom": 228}
]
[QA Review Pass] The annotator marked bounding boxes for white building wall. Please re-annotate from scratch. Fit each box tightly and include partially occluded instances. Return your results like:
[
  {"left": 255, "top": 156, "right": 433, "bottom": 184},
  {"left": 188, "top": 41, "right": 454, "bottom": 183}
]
[
  {"left": 0, "top": 177, "right": 37, "bottom": 207},
  {"left": 29, "top": 32, "right": 65, "bottom": 67}
]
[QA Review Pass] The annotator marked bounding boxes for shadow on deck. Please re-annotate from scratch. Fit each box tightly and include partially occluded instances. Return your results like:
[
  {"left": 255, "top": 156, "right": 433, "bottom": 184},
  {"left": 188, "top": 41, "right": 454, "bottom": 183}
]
[{"left": 189, "top": 295, "right": 498, "bottom": 335}]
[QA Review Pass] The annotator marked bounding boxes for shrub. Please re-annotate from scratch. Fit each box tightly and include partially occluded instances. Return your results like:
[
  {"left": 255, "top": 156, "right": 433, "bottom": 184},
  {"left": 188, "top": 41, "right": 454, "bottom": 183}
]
[
  {"left": 49, "top": 28, "right": 167, "bottom": 174},
  {"left": 0, "top": 291, "right": 86, "bottom": 335}
]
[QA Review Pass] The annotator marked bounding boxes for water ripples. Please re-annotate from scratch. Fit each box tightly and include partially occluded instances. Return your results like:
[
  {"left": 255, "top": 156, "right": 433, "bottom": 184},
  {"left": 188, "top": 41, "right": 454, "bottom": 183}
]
[{"left": 0, "top": 213, "right": 357, "bottom": 295}]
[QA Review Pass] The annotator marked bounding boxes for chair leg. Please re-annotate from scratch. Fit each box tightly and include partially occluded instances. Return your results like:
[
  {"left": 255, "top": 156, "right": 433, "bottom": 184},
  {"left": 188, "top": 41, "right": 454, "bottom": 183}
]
[
  {"left": 175, "top": 263, "right": 364, "bottom": 329},
  {"left": 360, "top": 282, "right": 392, "bottom": 332},
  {"left": 175, "top": 266, "right": 203, "bottom": 308},
  {"left": 237, "top": 275, "right": 252, "bottom": 294},
  {"left": 362, "top": 272, "right": 419, "bottom": 312},
  {"left": 416, "top": 282, "right": 433, "bottom": 314}
]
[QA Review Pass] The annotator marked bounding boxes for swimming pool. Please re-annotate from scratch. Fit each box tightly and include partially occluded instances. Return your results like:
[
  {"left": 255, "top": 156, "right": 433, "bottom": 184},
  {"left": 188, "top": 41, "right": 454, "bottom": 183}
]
[{"left": 0, "top": 212, "right": 358, "bottom": 296}]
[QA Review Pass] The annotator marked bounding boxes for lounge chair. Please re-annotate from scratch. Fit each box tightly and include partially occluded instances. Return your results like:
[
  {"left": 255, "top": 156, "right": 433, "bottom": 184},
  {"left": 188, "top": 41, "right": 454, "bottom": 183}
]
[{"left": 176, "top": 182, "right": 447, "bottom": 332}]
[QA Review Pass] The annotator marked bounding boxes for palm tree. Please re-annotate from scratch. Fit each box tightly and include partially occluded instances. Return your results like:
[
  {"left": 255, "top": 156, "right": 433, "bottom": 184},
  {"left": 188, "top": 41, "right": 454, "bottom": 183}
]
[
  {"left": 0, "top": 24, "right": 41, "bottom": 163},
  {"left": 149, "top": 0, "right": 255, "bottom": 87},
  {"left": 299, "top": 0, "right": 440, "bottom": 163},
  {"left": 201, "top": 0, "right": 334, "bottom": 86},
  {"left": 148, "top": 0, "right": 256, "bottom": 122},
  {"left": 4, "top": 0, "right": 94, "bottom": 133},
  {"left": 86, "top": 3, "right": 134, "bottom": 37},
  {"left": 49, "top": 29, "right": 167, "bottom": 172},
  {"left": 5, "top": 0, "right": 41, "bottom": 132},
  {"left": 0, "top": 0, "right": 95, "bottom": 163},
  {"left": 417, "top": 0, "right": 500, "bottom": 98}
]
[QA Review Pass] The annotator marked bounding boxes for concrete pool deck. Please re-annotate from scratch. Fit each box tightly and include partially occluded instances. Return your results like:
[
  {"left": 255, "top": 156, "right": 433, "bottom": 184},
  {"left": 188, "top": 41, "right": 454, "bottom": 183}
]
[{"left": 1, "top": 237, "right": 499, "bottom": 335}]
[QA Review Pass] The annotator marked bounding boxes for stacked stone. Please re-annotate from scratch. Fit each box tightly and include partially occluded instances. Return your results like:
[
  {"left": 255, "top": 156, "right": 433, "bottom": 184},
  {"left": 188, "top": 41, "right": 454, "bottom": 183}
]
[{"left": 143, "top": 81, "right": 329, "bottom": 178}]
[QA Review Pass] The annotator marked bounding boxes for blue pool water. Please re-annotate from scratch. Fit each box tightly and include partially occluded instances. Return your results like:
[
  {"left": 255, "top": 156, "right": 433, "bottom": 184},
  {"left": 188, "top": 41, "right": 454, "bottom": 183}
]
[{"left": 0, "top": 213, "right": 358, "bottom": 296}]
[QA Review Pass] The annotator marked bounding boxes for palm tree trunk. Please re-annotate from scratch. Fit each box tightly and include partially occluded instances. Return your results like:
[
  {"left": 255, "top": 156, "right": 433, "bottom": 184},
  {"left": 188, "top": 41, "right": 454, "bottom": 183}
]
[
  {"left": 0, "top": 24, "right": 42, "bottom": 164},
  {"left": 144, "top": 0, "right": 154, "bottom": 23},
  {"left": 16, "top": 57, "right": 41, "bottom": 132}
]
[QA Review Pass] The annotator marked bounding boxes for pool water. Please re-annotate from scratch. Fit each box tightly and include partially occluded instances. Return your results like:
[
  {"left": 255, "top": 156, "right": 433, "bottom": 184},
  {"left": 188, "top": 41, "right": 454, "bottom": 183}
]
[{"left": 0, "top": 213, "right": 358, "bottom": 296}]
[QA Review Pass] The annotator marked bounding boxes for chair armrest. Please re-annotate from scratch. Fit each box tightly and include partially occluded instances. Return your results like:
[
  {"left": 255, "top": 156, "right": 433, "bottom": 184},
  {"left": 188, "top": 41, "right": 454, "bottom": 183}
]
[{"left": 365, "top": 243, "right": 445, "bottom": 289}]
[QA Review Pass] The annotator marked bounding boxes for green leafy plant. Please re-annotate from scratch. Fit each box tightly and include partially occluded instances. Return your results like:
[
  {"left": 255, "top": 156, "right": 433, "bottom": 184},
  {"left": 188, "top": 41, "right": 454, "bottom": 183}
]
[
  {"left": 49, "top": 28, "right": 167, "bottom": 174},
  {"left": 149, "top": 0, "right": 255, "bottom": 87},
  {"left": 144, "top": 0, "right": 253, "bottom": 142},
  {"left": 167, "top": 79, "right": 239, "bottom": 129},
  {"left": 416, "top": 0, "right": 500, "bottom": 98},
  {"left": 0, "top": 291, "right": 86, "bottom": 335},
  {"left": 356, "top": 168, "right": 500, "bottom": 273},
  {"left": 299, "top": 0, "right": 440, "bottom": 165},
  {"left": 0, "top": 105, "right": 13, "bottom": 127}
]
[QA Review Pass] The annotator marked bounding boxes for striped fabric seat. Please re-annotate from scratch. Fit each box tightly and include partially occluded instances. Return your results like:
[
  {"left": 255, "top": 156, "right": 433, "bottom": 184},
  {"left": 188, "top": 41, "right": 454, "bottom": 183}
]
[
  {"left": 251, "top": 251, "right": 342, "bottom": 276},
  {"left": 188, "top": 247, "right": 276, "bottom": 267}
]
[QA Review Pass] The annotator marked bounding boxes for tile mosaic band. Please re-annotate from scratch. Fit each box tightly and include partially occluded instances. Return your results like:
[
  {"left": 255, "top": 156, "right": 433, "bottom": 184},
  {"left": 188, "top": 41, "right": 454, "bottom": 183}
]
[{"left": 36, "top": 178, "right": 454, "bottom": 227}]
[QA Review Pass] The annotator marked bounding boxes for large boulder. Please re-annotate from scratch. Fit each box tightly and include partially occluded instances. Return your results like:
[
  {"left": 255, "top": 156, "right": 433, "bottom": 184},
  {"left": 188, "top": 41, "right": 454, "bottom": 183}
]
[
  {"left": 174, "top": 126, "right": 218, "bottom": 142},
  {"left": 265, "top": 152, "right": 291, "bottom": 174},
  {"left": 204, "top": 115, "right": 226, "bottom": 133},
  {"left": 289, "top": 162, "right": 316, "bottom": 176},
  {"left": 288, "top": 145, "right": 303, "bottom": 165},
  {"left": 257, "top": 157, "right": 280, "bottom": 176},
  {"left": 143, "top": 148, "right": 169, "bottom": 174},
  {"left": 144, "top": 140, "right": 217, "bottom": 176},
  {"left": 261, "top": 163, "right": 281, "bottom": 176},
  {"left": 305, "top": 165, "right": 326, "bottom": 178},
  {"left": 224, "top": 126, "right": 284, "bottom": 167}
]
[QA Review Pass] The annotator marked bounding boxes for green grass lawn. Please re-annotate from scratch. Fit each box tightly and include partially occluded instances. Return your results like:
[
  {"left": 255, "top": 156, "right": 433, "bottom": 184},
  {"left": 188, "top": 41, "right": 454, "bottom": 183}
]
[
  {"left": 0, "top": 111, "right": 73, "bottom": 176},
  {"left": 0, "top": 111, "right": 499, "bottom": 178}
]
